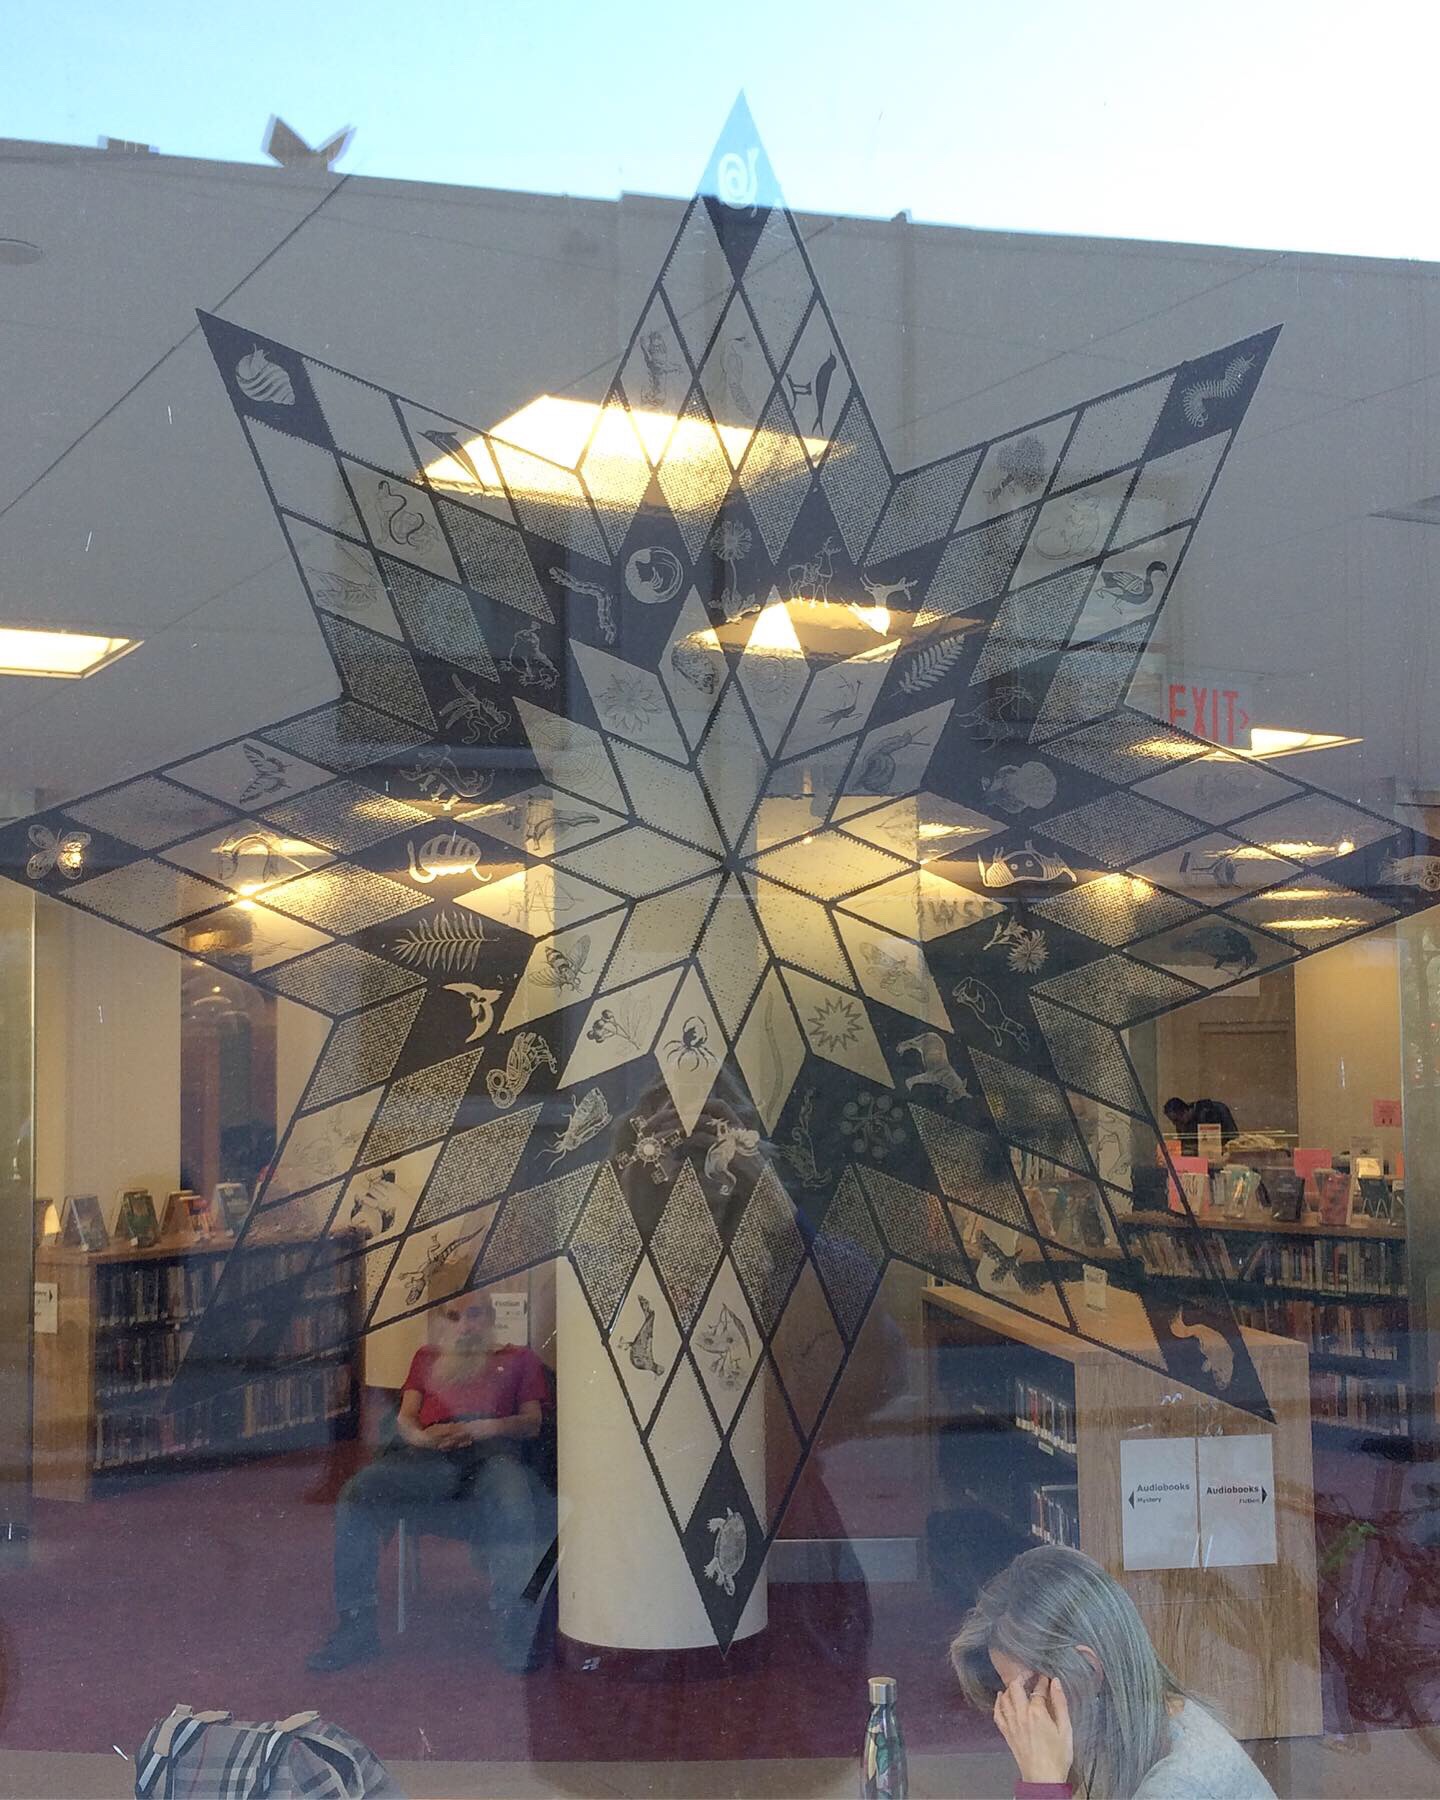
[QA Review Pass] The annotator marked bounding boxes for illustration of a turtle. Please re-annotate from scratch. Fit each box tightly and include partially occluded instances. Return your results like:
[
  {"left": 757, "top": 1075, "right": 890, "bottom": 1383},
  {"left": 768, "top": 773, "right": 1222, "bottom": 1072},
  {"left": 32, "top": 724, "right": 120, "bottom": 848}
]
[{"left": 704, "top": 1507, "right": 748, "bottom": 1597}]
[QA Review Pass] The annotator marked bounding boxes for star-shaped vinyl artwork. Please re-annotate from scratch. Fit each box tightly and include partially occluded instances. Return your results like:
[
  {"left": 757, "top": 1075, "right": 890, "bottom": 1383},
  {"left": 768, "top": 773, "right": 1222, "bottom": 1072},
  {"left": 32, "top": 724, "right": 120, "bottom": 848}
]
[{"left": 9, "top": 98, "right": 1440, "bottom": 1646}]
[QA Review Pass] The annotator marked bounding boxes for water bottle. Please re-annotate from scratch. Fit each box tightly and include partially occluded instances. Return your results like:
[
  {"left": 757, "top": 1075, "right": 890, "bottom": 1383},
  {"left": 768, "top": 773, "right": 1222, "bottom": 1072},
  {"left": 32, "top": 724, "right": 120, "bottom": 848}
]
[{"left": 860, "top": 1674, "right": 908, "bottom": 1798}]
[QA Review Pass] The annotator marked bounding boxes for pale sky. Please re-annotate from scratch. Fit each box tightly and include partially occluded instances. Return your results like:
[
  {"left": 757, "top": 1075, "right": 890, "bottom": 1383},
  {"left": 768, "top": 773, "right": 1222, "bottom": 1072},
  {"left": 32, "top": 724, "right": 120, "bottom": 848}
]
[{"left": 6, "top": 0, "right": 1440, "bottom": 262}]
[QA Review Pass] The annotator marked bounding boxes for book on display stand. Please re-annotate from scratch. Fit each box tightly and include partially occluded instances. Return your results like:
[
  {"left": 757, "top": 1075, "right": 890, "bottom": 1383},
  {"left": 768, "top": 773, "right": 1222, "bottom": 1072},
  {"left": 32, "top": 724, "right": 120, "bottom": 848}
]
[
  {"left": 60, "top": 1194, "right": 109, "bottom": 1252},
  {"left": 118, "top": 1188, "right": 160, "bottom": 1248}
]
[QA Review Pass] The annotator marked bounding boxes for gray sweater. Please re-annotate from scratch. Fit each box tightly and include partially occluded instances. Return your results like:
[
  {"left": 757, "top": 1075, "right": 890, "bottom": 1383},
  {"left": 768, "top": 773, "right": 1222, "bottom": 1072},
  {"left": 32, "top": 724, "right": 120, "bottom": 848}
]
[{"left": 1131, "top": 1703, "right": 1275, "bottom": 1799}]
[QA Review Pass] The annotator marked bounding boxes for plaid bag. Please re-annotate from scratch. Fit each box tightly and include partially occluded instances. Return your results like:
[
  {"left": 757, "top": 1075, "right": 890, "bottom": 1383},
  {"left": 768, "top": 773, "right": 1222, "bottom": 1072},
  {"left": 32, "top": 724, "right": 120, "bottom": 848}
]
[{"left": 135, "top": 1706, "right": 393, "bottom": 1799}]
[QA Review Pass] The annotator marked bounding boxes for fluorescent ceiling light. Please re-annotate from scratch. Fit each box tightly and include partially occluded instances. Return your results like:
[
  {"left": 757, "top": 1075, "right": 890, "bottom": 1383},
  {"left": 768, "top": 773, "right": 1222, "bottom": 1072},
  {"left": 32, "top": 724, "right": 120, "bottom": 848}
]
[
  {"left": 1241, "top": 728, "right": 1361, "bottom": 760},
  {"left": 0, "top": 627, "right": 139, "bottom": 678},
  {"left": 1262, "top": 916, "right": 1369, "bottom": 931},
  {"left": 1228, "top": 839, "right": 1354, "bottom": 861},
  {"left": 1131, "top": 729, "right": 1361, "bottom": 763},
  {"left": 421, "top": 394, "right": 832, "bottom": 510}
]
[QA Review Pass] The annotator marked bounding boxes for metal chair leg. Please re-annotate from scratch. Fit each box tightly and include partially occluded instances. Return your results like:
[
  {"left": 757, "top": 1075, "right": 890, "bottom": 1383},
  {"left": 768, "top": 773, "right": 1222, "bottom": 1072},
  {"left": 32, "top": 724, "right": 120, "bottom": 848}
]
[{"left": 397, "top": 1517, "right": 419, "bottom": 1634}]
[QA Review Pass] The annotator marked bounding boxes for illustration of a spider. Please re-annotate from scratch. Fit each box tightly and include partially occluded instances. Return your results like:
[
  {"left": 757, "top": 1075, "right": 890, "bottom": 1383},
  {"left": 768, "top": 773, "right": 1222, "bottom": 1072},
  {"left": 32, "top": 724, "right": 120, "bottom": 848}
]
[{"left": 664, "top": 1015, "right": 715, "bottom": 1072}]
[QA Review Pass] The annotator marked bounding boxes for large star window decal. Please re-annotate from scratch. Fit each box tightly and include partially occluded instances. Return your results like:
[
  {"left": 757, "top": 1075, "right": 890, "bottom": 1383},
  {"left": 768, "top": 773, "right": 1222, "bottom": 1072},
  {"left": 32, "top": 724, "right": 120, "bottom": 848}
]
[{"left": 9, "top": 99, "right": 1440, "bottom": 1646}]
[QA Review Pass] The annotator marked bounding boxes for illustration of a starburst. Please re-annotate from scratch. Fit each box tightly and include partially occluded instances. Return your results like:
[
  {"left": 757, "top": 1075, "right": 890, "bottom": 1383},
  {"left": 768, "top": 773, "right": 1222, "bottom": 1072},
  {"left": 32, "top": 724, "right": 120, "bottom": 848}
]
[{"left": 5, "top": 97, "right": 1439, "bottom": 1648}]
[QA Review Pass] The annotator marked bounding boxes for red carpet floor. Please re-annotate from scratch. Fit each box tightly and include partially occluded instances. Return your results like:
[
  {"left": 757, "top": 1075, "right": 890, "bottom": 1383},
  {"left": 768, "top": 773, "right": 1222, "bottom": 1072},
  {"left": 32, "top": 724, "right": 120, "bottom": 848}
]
[
  {"left": 3, "top": 1441, "right": 1433, "bottom": 1763},
  {"left": 0, "top": 1448, "right": 992, "bottom": 1764}
]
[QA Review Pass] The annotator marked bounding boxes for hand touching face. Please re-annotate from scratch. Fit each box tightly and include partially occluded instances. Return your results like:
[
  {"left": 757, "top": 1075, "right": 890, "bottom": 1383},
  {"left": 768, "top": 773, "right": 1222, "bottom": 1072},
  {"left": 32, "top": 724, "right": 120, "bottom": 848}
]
[{"left": 990, "top": 1653, "right": 1074, "bottom": 1786}]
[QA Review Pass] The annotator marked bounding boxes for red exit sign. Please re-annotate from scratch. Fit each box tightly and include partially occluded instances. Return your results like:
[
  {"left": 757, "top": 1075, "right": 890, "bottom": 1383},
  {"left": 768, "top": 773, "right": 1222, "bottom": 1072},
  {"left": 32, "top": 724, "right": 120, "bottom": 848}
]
[{"left": 1167, "top": 682, "right": 1252, "bottom": 747}]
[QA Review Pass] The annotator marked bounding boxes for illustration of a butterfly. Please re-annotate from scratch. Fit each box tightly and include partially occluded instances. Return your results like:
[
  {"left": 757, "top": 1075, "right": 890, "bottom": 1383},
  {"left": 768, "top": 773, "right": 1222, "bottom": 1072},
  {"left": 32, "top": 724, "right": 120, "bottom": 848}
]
[
  {"left": 26, "top": 824, "right": 90, "bottom": 881},
  {"left": 237, "top": 741, "right": 292, "bottom": 807},
  {"left": 530, "top": 933, "right": 592, "bottom": 992},
  {"left": 977, "top": 1231, "right": 1050, "bottom": 1293}
]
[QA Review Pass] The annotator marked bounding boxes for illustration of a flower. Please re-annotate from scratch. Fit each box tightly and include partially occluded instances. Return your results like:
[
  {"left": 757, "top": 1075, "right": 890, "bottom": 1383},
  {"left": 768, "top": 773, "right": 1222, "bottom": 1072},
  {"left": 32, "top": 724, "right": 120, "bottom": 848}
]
[
  {"left": 710, "top": 518, "right": 753, "bottom": 565},
  {"left": 597, "top": 674, "right": 660, "bottom": 735},
  {"left": 839, "top": 1091, "right": 909, "bottom": 1161},
  {"left": 1008, "top": 930, "right": 1048, "bottom": 974}
]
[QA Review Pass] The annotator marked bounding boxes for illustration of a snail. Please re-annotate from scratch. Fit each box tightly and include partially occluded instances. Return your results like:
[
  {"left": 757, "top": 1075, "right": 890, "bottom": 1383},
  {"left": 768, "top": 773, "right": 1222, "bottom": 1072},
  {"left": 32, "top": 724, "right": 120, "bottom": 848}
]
[
  {"left": 717, "top": 148, "right": 759, "bottom": 211},
  {"left": 235, "top": 348, "right": 295, "bottom": 407}
]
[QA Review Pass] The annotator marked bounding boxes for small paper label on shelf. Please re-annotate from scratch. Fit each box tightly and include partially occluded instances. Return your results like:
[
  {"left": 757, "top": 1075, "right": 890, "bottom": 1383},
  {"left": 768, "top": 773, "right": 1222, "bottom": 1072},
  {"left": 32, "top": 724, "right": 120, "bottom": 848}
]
[
  {"left": 33, "top": 1281, "right": 57, "bottom": 1335},
  {"left": 492, "top": 1291, "right": 529, "bottom": 1347},
  {"left": 1083, "top": 1265, "right": 1108, "bottom": 1313},
  {"left": 1120, "top": 1438, "right": 1199, "bottom": 1570},
  {"left": 1198, "top": 1435, "right": 1276, "bottom": 1567}
]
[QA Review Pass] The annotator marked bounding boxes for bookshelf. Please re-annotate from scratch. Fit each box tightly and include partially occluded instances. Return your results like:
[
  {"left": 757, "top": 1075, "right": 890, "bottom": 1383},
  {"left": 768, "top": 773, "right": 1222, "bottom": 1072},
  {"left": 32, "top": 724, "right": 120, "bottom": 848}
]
[
  {"left": 923, "top": 1284, "right": 1321, "bottom": 1741},
  {"left": 1120, "top": 1214, "right": 1411, "bottom": 1441},
  {"left": 33, "top": 1231, "right": 361, "bottom": 1502}
]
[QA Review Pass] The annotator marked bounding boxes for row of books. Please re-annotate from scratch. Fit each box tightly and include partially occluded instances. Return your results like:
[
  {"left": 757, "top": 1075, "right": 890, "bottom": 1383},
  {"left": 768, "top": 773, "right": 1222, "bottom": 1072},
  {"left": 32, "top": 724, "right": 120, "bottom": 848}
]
[
  {"left": 94, "top": 1300, "right": 352, "bottom": 1397},
  {"left": 240, "top": 1366, "right": 352, "bottom": 1438},
  {"left": 1230, "top": 1299, "right": 1401, "bottom": 1364},
  {"left": 1013, "top": 1377, "right": 1078, "bottom": 1455},
  {"left": 229, "top": 1243, "right": 322, "bottom": 1297},
  {"left": 94, "top": 1399, "right": 228, "bottom": 1470},
  {"left": 96, "top": 1327, "right": 194, "bottom": 1399},
  {"left": 1030, "top": 1482, "right": 1080, "bottom": 1550},
  {"left": 1126, "top": 1228, "right": 1407, "bottom": 1297},
  {"left": 93, "top": 1365, "right": 354, "bottom": 1470},
  {"left": 94, "top": 1242, "right": 348, "bottom": 1329},
  {"left": 1311, "top": 1372, "right": 1411, "bottom": 1438},
  {"left": 96, "top": 1259, "right": 223, "bottom": 1328}
]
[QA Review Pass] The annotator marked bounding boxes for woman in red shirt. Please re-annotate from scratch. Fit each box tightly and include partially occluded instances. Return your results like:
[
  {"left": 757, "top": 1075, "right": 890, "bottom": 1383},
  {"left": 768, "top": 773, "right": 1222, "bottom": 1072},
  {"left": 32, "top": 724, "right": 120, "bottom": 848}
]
[{"left": 309, "top": 1291, "right": 551, "bottom": 1674}]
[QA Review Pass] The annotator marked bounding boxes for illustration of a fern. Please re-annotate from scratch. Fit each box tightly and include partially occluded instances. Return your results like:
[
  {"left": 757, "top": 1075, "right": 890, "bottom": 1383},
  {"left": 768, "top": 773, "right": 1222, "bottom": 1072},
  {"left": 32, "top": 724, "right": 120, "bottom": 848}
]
[
  {"left": 389, "top": 910, "right": 490, "bottom": 973},
  {"left": 898, "top": 632, "right": 967, "bottom": 693}
]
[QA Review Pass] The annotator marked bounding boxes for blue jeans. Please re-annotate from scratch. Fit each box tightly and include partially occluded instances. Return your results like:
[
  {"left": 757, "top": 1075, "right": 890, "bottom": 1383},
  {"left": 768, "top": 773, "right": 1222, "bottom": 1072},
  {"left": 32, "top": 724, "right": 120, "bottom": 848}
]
[{"left": 333, "top": 1443, "right": 537, "bottom": 1616}]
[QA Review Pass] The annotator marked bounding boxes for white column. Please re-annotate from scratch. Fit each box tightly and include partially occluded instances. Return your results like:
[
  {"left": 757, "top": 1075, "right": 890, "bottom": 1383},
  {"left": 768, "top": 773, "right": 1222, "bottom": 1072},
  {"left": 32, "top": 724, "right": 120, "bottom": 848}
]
[{"left": 556, "top": 1258, "right": 766, "bottom": 1650}]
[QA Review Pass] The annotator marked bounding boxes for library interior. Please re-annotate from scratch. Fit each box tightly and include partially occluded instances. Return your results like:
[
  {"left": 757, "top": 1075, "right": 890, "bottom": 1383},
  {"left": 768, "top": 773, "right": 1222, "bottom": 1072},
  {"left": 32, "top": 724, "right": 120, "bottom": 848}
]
[{"left": 3, "top": 88, "right": 1440, "bottom": 1800}]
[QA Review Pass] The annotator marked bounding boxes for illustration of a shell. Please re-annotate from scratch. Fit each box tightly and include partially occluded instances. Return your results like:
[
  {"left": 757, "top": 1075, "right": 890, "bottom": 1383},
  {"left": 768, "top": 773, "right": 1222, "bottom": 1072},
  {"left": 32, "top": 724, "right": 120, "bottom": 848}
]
[
  {"left": 235, "top": 347, "right": 295, "bottom": 406},
  {"left": 671, "top": 637, "right": 720, "bottom": 695},
  {"left": 978, "top": 841, "right": 1075, "bottom": 890},
  {"left": 407, "top": 829, "right": 483, "bottom": 884},
  {"left": 981, "top": 761, "right": 1058, "bottom": 815}
]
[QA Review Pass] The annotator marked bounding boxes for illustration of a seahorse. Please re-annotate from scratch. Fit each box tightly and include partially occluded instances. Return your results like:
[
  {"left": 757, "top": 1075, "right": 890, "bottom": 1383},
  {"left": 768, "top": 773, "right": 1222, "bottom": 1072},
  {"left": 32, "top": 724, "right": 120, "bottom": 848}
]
[
  {"left": 378, "top": 479, "right": 426, "bottom": 546},
  {"left": 1181, "top": 355, "right": 1256, "bottom": 429}
]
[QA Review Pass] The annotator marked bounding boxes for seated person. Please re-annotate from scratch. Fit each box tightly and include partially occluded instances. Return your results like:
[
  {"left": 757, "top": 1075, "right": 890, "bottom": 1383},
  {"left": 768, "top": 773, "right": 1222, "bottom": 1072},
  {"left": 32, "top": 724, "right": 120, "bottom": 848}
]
[
  {"left": 950, "top": 1544, "right": 1274, "bottom": 1798},
  {"left": 1162, "top": 1095, "right": 1238, "bottom": 1158},
  {"left": 308, "top": 1290, "right": 549, "bottom": 1674}
]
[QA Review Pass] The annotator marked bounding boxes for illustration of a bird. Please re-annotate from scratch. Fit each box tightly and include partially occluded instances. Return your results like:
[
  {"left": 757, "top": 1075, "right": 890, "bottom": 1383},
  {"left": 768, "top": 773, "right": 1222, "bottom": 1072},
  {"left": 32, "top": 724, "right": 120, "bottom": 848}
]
[
  {"left": 698, "top": 1303, "right": 753, "bottom": 1390},
  {"left": 444, "top": 983, "right": 502, "bottom": 1043},
  {"left": 421, "top": 428, "right": 487, "bottom": 490},
  {"left": 1099, "top": 559, "right": 1168, "bottom": 615},
  {"left": 237, "top": 741, "right": 292, "bottom": 806},
  {"left": 617, "top": 1294, "right": 665, "bottom": 1377},
  {"left": 1168, "top": 1307, "right": 1235, "bottom": 1389}
]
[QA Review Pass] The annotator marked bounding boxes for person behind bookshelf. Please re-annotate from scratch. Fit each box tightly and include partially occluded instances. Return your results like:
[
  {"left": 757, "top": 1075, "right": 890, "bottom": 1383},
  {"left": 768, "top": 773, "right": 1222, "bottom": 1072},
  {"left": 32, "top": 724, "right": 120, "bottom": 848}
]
[
  {"left": 1162, "top": 1096, "right": 1239, "bottom": 1159},
  {"left": 307, "top": 1289, "right": 549, "bottom": 1675},
  {"left": 950, "top": 1546, "right": 1274, "bottom": 1798}
]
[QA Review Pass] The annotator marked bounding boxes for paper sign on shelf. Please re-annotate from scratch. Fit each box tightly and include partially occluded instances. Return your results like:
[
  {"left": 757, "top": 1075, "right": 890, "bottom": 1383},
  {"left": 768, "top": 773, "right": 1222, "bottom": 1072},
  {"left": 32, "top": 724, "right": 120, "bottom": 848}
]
[
  {"left": 33, "top": 1281, "right": 57, "bottom": 1335},
  {"left": 1198, "top": 1435, "right": 1276, "bottom": 1568},
  {"left": 1373, "top": 1099, "right": 1402, "bottom": 1130},
  {"left": 492, "top": 1291, "right": 530, "bottom": 1347},
  {"left": 1120, "top": 1438, "right": 1199, "bottom": 1571}
]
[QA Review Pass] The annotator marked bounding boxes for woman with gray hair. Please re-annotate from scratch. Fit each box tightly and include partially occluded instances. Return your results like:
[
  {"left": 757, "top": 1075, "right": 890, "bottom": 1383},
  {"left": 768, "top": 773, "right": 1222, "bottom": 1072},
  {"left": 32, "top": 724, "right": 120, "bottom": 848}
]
[{"left": 950, "top": 1546, "right": 1274, "bottom": 1798}]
